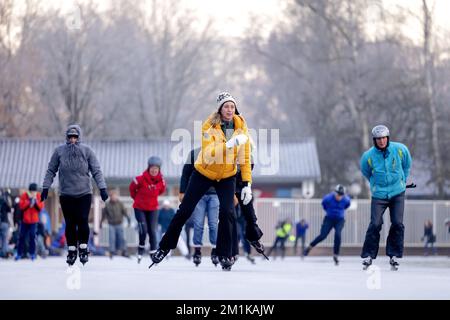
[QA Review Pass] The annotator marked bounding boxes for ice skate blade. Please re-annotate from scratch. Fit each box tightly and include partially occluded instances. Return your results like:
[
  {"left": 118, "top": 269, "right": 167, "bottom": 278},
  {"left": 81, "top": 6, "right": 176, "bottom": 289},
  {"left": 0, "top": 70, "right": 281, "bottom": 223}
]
[{"left": 148, "top": 262, "right": 157, "bottom": 269}]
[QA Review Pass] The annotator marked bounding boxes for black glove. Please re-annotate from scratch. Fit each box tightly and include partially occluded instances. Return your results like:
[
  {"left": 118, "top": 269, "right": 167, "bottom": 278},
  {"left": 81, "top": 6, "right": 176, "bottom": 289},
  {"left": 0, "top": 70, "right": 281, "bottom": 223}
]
[
  {"left": 41, "top": 189, "right": 48, "bottom": 201},
  {"left": 100, "top": 189, "right": 109, "bottom": 202}
]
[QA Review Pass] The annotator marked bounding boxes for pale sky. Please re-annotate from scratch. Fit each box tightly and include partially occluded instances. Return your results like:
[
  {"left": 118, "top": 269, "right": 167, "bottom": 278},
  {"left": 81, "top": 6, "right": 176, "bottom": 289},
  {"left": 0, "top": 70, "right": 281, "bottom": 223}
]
[{"left": 17, "top": 0, "right": 450, "bottom": 40}]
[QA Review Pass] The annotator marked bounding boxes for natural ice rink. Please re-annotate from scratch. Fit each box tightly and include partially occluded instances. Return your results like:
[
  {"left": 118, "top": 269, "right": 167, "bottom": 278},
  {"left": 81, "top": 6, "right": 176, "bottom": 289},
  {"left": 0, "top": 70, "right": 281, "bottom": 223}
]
[{"left": 1, "top": 255, "right": 449, "bottom": 300}]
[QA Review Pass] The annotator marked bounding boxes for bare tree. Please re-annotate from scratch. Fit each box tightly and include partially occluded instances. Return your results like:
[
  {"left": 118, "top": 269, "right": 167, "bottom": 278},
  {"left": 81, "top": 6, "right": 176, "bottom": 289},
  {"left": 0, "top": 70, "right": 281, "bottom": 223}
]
[
  {"left": 243, "top": 0, "right": 430, "bottom": 195},
  {"left": 421, "top": 0, "right": 444, "bottom": 196},
  {"left": 121, "top": 0, "right": 224, "bottom": 138},
  {"left": 0, "top": 0, "right": 40, "bottom": 137},
  {"left": 28, "top": 3, "right": 122, "bottom": 137}
]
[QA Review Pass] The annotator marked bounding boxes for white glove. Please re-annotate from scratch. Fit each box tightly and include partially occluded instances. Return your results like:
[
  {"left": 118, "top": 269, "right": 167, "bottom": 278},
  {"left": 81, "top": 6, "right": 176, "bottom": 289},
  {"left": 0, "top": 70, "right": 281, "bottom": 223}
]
[
  {"left": 241, "top": 185, "right": 252, "bottom": 205},
  {"left": 225, "top": 134, "right": 248, "bottom": 149}
]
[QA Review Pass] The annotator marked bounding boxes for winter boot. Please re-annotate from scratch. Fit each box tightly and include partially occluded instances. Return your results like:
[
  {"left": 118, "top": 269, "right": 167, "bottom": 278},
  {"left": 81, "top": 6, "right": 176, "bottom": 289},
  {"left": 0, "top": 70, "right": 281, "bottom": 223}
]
[
  {"left": 66, "top": 247, "right": 77, "bottom": 266},
  {"left": 211, "top": 248, "right": 219, "bottom": 267},
  {"left": 362, "top": 257, "right": 372, "bottom": 270},
  {"left": 78, "top": 244, "right": 89, "bottom": 265},
  {"left": 390, "top": 256, "right": 399, "bottom": 271},
  {"left": 193, "top": 248, "right": 202, "bottom": 267}
]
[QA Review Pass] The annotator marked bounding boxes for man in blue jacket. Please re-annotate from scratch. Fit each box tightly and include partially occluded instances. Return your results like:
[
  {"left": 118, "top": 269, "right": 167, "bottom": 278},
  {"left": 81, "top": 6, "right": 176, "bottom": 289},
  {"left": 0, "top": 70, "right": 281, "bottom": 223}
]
[
  {"left": 304, "top": 185, "right": 351, "bottom": 265},
  {"left": 360, "top": 125, "right": 412, "bottom": 270}
]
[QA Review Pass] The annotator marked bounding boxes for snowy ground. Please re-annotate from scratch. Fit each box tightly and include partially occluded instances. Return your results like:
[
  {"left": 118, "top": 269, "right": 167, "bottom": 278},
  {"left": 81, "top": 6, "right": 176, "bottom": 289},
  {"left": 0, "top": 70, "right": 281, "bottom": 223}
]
[{"left": 1, "top": 255, "right": 449, "bottom": 300}]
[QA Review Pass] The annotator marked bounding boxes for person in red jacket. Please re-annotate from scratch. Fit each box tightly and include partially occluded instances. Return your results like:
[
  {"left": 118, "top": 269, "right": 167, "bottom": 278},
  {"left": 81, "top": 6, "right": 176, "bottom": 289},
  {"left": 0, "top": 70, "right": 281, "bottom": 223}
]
[
  {"left": 129, "top": 156, "right": 166, "bottom": 263},
  {"left": 15, "top": 183, "right": 44, "bottom": 261}
]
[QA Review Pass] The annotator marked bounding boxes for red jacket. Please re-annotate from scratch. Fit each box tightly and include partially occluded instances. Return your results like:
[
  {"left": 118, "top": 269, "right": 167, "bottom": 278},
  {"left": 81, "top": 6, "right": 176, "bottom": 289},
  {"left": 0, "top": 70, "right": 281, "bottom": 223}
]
[
  {"left": 129, "top": 170, "right": 166, "bottom": 211},
  {"left": 19, "top": 192, "right": 44, "bottom": 224}
]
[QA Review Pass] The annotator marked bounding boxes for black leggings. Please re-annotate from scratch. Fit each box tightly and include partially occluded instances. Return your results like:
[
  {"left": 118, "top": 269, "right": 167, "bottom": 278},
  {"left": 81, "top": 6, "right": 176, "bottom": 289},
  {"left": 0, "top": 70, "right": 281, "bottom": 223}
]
[
  {"left": 160, "top": 169, "right": 236, "bottom": 257},
  {"left": 134, "top": 209, "right": 159, "bottom": 251},
  {"left": 60, "top": 194, "right": 92, "bottom": 247}
]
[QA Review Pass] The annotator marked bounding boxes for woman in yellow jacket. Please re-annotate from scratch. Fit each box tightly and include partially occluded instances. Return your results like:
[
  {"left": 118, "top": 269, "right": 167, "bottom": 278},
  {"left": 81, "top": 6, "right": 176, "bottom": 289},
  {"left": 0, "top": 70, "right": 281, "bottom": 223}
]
[{"left": 151, "top": 92, "right": 253, "bottom": 271}]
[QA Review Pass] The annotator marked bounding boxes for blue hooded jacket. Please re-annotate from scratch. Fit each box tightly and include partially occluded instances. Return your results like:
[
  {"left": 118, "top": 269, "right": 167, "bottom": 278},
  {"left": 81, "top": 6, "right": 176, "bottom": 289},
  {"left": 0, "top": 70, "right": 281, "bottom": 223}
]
[{"left": 360, "top": 141, "right": 412, "bottom": 200}]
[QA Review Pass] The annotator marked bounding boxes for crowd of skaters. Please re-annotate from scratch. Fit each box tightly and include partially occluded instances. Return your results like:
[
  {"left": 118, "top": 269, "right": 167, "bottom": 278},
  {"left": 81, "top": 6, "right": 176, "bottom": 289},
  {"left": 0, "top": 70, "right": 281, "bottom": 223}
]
[{"left": 1, "top": 93, "right": 449, "bottom": 270}]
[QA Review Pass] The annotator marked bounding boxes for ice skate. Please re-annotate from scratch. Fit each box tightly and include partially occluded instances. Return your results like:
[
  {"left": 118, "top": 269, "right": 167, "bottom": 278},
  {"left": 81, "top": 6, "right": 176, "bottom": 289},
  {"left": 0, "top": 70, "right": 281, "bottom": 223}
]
[
  {"left": 148, "top": 248, "right": 170, "bottom": 269},
  {"left": 137, "top": 245, "right": 145, "bottom": 264},
  {"left": 362, "top": 257, "right": 372, "bottom": 270},
  {"left": 390, "top": 256, "right": 399, "bottom": 271},
  {"left": 303, "top": 246, "right": 312, "bottom": 257},
  {"left": 246, "top": 254, "right": 256, "bottom": 264},
  {"left": 219, "top": 256, "right": 235, "bottom": 271},
  {"left": 193, "top": 248, "right": 201, "bottom": 267},
  {"left": 66, "top": 247, "right": 77, "bottom": 266},
  {"left": 250, "top": 240, "right": 269, "bottom": 260},
  {"left": 210, "top": 248, "right": 219, "bottom": 267},
  {"left": 333, "top": 255, "right": 339, "bottom": 266},
  {"left": 78, "top": 246, "right": 89, "bottom": 265}
]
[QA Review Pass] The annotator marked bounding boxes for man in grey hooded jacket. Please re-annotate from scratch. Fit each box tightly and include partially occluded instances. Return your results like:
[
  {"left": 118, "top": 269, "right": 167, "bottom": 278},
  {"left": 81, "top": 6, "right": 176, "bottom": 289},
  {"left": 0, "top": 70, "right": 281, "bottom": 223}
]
[{"left": 42, "top": 124, "right": 108, "bottom": 265}]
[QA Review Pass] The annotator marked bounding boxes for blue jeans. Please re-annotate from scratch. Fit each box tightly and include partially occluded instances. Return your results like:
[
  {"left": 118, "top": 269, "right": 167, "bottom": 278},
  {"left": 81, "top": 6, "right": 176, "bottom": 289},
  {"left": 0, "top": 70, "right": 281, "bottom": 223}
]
[
  {"left": 17, "top": 223, "right": 37, "bottom": 257},
  {"left": 108, "top": 224, "right": 126, "bottom": 253},
  {"left": 192, "top": 194, "right": 219, "bottom": 247},
  {"left": 0, "top": 222, "right": 9, "bottom": 257}
]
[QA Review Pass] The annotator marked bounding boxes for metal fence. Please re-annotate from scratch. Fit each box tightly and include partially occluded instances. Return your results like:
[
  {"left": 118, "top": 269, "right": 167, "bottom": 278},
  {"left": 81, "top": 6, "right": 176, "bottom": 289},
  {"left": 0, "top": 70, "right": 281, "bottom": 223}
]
[{"left": 96, "top": 197, "right": 450, "bottom": 248}]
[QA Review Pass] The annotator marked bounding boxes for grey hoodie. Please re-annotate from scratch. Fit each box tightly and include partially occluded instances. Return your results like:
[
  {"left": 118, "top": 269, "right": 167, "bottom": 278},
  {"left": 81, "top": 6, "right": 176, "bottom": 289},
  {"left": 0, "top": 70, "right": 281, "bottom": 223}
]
[{"left": 43, "top": 125, "right": 107, "bottom": 197}]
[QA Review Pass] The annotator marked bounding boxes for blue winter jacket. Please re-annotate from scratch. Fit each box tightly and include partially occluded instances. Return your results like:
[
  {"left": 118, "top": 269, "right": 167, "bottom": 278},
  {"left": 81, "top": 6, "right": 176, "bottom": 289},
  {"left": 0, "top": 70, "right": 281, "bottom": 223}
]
[
  {"left": 360, "top": 141, "right": 412, "bottom": 200},
  {"left": 321, "top": 193, "right": 351, "bottom": 219}
]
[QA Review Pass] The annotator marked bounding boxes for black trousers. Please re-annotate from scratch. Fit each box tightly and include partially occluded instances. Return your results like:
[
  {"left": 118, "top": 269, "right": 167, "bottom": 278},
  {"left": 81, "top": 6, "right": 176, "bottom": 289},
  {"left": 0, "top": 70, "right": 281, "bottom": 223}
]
[
  {"left": 134, "top": 209, "right": 158, "bottom": 251},
  {"left": 60, "top": 194, "right": 92, "bottom": 247},
  {"left": 267, "top": 236, "right": 287, "bottom": 258},
  {"left": 310, "top": 216, "right": 345, "bottom": 255},
  {"left": 361, "top": 192, "right": 405, "bottom": 259},
  {"left": 235, "top": 190, "right": 263, "bottom": 242},
  {"left": 160, "top": 169, "right": 236, "bottom": 257}
]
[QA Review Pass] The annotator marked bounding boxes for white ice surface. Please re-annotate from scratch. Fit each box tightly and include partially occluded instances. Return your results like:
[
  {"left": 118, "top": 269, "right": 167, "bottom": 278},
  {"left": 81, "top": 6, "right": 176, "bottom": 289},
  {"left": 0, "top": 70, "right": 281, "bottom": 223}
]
[{"left": 1, "top": 256, "right": 449, "bottom": 300}]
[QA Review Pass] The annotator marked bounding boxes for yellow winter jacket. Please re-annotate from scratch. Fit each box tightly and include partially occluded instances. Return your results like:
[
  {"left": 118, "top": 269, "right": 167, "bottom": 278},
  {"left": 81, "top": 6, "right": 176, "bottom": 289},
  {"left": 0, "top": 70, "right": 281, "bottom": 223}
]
[{"left": 194, "top": 113, "right": 252, "bottom": 183}]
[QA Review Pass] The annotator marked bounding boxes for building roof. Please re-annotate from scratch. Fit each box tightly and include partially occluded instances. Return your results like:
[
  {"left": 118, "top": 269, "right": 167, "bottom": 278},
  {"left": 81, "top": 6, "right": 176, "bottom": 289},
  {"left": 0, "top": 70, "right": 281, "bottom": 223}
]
[{"left": 0, "top": 138, "right": 321, "bottom": 188}]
